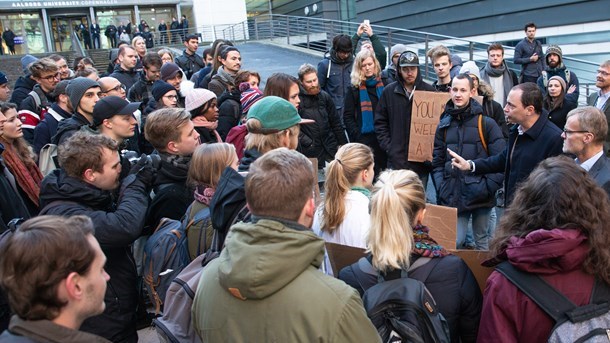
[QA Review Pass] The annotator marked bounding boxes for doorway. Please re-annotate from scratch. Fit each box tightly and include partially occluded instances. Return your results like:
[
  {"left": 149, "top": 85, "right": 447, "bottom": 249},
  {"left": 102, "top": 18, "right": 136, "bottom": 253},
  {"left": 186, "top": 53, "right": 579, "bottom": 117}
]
[{"left": 50, "top": 16, "right": 89, "bottom": 52}]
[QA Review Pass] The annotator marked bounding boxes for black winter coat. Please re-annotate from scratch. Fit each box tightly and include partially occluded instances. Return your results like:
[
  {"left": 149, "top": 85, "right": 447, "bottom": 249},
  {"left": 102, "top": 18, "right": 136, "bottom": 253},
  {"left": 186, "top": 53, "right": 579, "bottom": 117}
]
[
  {"left": 298, "top": 88, "right": 347, "bottom": 168},
  {"left": 0, "top": 146, "right": 30, "bottom": 232},
  {"left": 544, "top": 97, "right": 578, "bottom": 130},
  {"left": 374, "top": 70, "right": 435, "bottom": 175},
  {"left": 432, "top": 100, "right": 506, "bottom": 212},
  {"left": 175, "top": 50, "right": 205, "bottom": 80},
  {"left": 217, "top": 89, "right": 241, "bottom": 140},
  {"left": 127, "top": 71, "right": 153, "bottom": 111},
  {"left": 51, "top": 112, "right": 90, "bottom": 145},
  {"left": 9, "top": 75, "right": 36, "bottom": 109},
  {"left": 317, "top": 49, "right": 354, "bottom": 110},
  {"left": 109, "top": 64, "right": 138, "bottom": 91},
  {"left": 39, "top": 170, "right": 149, "bottom": 343},
  {"left": 339, "top": 254, "right": 482, "bottom": 343},
  {"left": 33, "top": 104, "right": 71, "bottom": 155}
]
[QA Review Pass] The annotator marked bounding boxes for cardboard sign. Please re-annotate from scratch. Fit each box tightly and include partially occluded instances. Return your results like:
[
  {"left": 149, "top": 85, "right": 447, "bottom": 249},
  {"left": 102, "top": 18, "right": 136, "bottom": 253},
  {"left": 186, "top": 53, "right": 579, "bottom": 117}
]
[
  {"left": 308, "top": 158, "right": 322, "bottom": 206},
  {"left": 408, "top": 91, "right": 450, "bottom": 162},
  {"left": 423, "top": 204, "right": 457, "bottom": 250},
  {"left": 325, "top": 242, "right": 366, "bottom": 277},
  {"left": 450, "top": 250, "right": 493, "bottom": 293}
]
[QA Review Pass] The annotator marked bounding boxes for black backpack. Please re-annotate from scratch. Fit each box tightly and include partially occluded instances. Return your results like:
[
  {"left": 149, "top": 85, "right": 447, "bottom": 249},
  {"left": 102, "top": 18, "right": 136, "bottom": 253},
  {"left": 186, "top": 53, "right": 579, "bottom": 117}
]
[
  {"left": 496, "top": 262, "right": 610, "bottom": 343},
  {"left": 353, "top": 257, "right": 451, "bottom": 343}
]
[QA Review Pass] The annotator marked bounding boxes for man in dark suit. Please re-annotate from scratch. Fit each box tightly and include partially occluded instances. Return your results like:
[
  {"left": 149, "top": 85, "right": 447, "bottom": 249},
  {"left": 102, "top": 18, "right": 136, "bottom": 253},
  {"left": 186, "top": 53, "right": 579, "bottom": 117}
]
[
  {"left": 586, "top": 60, "right": 610, "bottom": 156},
  {"left": 562, "top": 106, "right": 610, "bottom": 198}
]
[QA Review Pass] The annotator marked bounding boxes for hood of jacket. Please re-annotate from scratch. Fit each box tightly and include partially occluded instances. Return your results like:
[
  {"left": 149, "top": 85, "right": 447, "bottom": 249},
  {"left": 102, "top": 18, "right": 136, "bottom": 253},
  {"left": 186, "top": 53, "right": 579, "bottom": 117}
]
[
  {"left": 238, "top": 148, "right": 262, "bottom": 172},
  {"left": 503, "top": 228, "right": 589, "bottom": 274},
  {"left": 209, "top": 166, "right": 246, "bottom": 234},
  {"left": 39, "top": 169, "right": 113, "bottom": 210},
  {"left": 218, "top": 218, "right": 324, "bottom": 300},
  {"left": 395, "top": 64, "right": 425, "bottom": 90},
  {"left": 51, "top": 112, "right": 90, "bottom": 145},
  {"left": 325, "top": 48, "right": 354, "bottom": 65},
  {"left": 217, "top": 87, "right": 241, "bottom": 107},
  {"left": 13, "top": 74, "right": 36, "bottom": 91}
]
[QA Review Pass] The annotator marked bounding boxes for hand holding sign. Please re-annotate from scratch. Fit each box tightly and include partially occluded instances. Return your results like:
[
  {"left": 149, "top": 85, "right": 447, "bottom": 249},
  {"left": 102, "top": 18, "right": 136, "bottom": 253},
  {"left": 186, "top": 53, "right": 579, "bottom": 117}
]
[{"left": 408, "top": 91, "right": 450, "bottom": 162}]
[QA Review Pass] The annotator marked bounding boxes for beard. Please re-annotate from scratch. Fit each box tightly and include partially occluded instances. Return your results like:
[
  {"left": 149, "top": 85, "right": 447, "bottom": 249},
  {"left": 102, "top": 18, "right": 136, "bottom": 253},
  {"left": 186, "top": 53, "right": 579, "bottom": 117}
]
[{"left": 306, "top": 85, "right": 321, "bottom": 95}]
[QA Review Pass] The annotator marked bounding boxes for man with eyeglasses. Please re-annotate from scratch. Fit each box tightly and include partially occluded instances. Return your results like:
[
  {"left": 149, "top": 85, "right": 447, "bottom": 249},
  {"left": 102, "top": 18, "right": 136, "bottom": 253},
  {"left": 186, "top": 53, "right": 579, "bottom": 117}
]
[
  {"left": 17, "top": 57, "right": 59, "bottom": 144},
  {"left": 52, "top": 77, "right": 101, "bottom": 145},
  {"left": 99, "top": 77, "right": 127, "bottom": 99},
  {"left": 449, "top": 83, "right": 563, "bottom": 207},
  {"left": 109, "top": 45, "right": 139, "bottom": 91},
  {"left": 586, "top": 60, "right": 610, "bottom": 155},
  {"left": 561, "top": 106, "right": 610, "bottom": 198}
]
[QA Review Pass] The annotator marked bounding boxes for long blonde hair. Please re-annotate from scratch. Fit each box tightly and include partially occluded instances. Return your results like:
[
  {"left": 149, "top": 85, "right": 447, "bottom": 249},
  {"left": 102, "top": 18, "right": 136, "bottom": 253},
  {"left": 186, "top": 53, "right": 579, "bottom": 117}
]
[
  {"left": 369, "top": 170, "right": 426, "bottom": 272},
  {"left": 321, "top": 143, "right": 374, "bottom": 233},
  {"left": 351, "top": 49, "right": 381, "bottom": 87}
]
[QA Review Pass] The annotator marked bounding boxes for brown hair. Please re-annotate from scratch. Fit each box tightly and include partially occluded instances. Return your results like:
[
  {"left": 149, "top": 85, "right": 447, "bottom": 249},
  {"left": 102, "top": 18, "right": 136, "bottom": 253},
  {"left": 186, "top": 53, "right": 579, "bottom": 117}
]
[
  {"left": 144, "top": 107, "right": 191, "bottom": 152},
  {"left": 263, "top": 73, "right": 298, "bottom": 100},
  {"left": 0, "top": 215, "right": 96, "bottom": 321},
  {"left": 321, "top": 143, "right": 374, "bottom": 232},
  {"left": 426, "top": 45, "right": 451, "bottom": 62},
  {"left": 246, "top": 148, "right": 314, "bottom": 221},
  {"left": 487, "top": 43, "right": 504, "bottom": 54},
  {"left": 188, "top": 143, "right": 236, "bottom": 189},
  {"left": 58, "top": 131, "right": 118, "bottom": 178},
  {"left": 142, "top": 52, "right": 163, "bottom": 69},
  {"left": 491, "top": 156, "right": 610, "bottom": 284},
  {"left": 234, "top": 70, "right": 260, "bottom": 86},
  {"left": 74, "top": 67, "right": 99, "bottom": 79},
  {"left": 157, "top": 48, "right": 174, "bottom": 62},
  {"left": 297, "top": 63, "right": 317, "bottom": 81},
  {"left": 29, "top": 58, "right": 59, "bottom": 78},
  {"left": 512, "top": 82, "right": 543, "bottom": 114}
]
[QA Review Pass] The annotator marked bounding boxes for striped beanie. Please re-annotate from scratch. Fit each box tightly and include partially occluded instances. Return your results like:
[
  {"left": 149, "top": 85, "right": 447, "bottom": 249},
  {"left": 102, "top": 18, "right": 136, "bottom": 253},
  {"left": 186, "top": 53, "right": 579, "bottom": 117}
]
[{"left": 239, "top": 82, "right": 263, "bottom": 115}]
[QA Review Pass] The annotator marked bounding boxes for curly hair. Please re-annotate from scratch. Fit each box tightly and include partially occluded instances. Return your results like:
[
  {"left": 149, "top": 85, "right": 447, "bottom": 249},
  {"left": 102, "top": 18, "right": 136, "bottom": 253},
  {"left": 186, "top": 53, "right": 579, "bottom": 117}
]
[{"left": 490, "top": 155, "right": 610, "bottom": 284}]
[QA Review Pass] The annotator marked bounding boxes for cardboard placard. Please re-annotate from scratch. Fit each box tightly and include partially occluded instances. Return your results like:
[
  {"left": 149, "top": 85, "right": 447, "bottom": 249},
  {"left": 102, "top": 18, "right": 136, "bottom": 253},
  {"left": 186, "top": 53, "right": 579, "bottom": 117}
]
[
  {"left": 308, "top": 158, "right": 322, "bottom": 206},
  {"left": 408, "top": 91, "right": 450, "bottom": 162},
  {"left": 422, "top": 204, "right": 457, "bottom": 250},
  {"left": 325, "top": 242, "right": 366, "bottom": 277},
  {"left": 450, "top": 250, "right": 493, "bottom": 293}
]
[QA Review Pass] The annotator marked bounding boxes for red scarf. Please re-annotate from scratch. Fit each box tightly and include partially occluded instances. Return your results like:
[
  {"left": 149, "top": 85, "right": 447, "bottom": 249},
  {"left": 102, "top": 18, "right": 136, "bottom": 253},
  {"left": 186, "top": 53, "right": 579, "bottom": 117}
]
[{"left": 1, "top": 141, "right": 43, "bottom": 207}]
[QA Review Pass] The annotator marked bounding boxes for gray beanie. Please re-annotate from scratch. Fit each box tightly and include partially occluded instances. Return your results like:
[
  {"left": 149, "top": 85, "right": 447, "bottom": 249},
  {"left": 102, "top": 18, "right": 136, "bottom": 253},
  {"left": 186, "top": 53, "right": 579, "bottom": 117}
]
[
  {"left": 66, "top": 77, "right": 100, "bottom": 109},
  {"left": 390, "top": 44, "right": 408, "bottom": 66},
  {"left": 21, "top": 55, "right": 38, "bottom": 74}
]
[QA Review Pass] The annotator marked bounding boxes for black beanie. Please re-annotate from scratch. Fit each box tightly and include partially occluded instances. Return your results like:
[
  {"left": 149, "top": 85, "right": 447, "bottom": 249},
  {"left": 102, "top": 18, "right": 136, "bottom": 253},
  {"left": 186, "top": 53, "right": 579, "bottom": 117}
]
[{"left": 152, "top": 80, "right": 177, "bottom": 102}]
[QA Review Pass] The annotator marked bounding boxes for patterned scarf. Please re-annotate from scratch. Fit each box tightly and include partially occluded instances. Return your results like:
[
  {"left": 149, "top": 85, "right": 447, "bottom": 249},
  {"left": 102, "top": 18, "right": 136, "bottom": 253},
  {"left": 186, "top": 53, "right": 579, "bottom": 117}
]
[
  {"left": 412, "top": 224, "right": 449, "bottom": 258},
  {"left": 0, "top": 141, "right": 43, "bottom": 206},
  {"left": 194, "top": 185, "right": 215, "bottom": 205},
  {"left": 359, "top": 76, "right": 384, "bottom": 134}
]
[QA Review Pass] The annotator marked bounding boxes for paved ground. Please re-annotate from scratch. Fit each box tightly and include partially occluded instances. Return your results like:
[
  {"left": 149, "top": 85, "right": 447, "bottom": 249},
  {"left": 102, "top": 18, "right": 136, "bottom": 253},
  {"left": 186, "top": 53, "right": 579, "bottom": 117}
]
[{"left": 137, "top": 42, "right": 323, "bottom": 343}]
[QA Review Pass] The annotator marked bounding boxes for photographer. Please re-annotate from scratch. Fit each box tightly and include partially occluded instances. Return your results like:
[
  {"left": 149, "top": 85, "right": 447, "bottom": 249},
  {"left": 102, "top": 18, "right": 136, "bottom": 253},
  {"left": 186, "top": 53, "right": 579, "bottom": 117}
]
[{"left": 38, "top": 131, "right": 155, "bottom": 343}]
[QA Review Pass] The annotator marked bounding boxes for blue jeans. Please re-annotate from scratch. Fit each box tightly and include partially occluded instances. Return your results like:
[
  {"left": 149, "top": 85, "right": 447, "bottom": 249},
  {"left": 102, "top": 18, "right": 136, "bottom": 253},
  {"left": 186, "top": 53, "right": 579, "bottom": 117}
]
[{"left": 458, "top": 208, "right": 491, "bottom": 250}]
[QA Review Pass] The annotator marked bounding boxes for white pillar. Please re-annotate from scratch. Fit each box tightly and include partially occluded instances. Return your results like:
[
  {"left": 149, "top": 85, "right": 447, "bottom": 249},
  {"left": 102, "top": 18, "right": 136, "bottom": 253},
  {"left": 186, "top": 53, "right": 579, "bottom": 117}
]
[
  {"left": 41, "top": 9, "right": 53, "bottom": 52},
  {"left": 134, "top": 5, "right": 140, "bottom": 29}
]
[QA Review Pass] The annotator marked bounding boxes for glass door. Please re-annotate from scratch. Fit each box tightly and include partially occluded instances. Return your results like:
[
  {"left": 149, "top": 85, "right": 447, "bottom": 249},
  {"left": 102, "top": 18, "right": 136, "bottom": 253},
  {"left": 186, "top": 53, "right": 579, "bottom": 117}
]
[{"left": 51, "top": 16, "right": 88, "bottom": 52}]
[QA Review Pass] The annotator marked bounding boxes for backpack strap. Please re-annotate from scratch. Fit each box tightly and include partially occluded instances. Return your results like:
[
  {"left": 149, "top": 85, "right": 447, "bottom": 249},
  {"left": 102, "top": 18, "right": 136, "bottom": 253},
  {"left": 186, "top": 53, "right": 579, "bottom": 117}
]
[
  {"left": 28, "top": 90, "right": 42, "bottom": 110},
  {"left": 495, "top": 261, "right": 575, "bottom": 322},
  {"left": 478, "top": 114, "right": 488, "bottom": 155},
  {"left": 542, "top": 70, "right": 548, "bottom": 87}
]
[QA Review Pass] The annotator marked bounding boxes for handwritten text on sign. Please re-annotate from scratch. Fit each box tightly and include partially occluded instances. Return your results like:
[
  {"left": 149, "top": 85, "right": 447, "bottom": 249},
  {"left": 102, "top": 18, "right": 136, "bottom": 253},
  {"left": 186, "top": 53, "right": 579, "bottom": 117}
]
[{"left": 408, "top": 91, "right": 450, "bottom": 162}]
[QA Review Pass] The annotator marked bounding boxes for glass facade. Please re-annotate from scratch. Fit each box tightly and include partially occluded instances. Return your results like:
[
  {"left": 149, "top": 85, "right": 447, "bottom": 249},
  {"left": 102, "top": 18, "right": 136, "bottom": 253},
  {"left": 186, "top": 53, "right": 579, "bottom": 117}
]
[{"left": 0, "top": 12, "right": 45, "bottom": 54}]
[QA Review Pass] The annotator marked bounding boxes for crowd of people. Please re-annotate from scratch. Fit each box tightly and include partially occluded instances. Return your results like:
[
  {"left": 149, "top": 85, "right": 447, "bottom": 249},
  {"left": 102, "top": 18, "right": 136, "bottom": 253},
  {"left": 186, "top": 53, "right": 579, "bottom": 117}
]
[{"left": 0, "top": 19, "right": 608, "bottom": 343}]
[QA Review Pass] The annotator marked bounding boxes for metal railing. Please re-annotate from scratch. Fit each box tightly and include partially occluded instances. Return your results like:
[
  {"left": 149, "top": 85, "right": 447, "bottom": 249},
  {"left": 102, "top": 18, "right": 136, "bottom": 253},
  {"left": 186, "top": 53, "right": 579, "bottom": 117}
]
[{"left": 212, "top": 14, "right": 600, "bottom": 105}]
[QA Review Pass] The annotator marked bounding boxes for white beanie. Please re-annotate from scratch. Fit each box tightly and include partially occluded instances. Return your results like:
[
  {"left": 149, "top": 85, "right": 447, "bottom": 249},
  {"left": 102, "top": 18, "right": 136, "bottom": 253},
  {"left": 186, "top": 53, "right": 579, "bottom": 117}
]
[{"left": 459, "top": 61, "right": 481, "bottom": 80}]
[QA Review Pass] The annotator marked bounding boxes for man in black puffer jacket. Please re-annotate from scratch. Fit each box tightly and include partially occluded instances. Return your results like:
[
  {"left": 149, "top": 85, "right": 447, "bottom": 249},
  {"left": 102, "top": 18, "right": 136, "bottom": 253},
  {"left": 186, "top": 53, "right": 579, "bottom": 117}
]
[
  {"left": 39, "top": 131, "right": 154, "bottom": 343},
  {"left": 297, "top": 63, "right": 347, "bottom": 169},
  {"left": 432, "top": 74, "right": 505, "bottom": 250}
]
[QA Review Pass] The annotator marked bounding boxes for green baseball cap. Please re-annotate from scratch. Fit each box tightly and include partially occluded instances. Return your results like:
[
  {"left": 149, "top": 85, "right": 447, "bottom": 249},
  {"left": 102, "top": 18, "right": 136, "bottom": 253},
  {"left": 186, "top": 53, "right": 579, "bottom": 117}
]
[{"left": 246, "top": 96, "right": 314, "bottom": 134}]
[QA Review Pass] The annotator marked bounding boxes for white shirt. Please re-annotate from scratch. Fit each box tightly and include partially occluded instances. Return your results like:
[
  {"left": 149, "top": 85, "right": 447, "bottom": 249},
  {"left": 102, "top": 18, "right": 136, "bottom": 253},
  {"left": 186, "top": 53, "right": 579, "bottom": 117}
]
[
  {"left": 577, "top": 150, "right": 604, "bottom": 172},
  {"left": 312, "top": 190, "right": 371, "bottom": 275},
  {"left": 488, "top": 74, "right": 505, "bottom": 105},
  {"left": 596, "top": 90, "right": 610, "bottom": 110}
]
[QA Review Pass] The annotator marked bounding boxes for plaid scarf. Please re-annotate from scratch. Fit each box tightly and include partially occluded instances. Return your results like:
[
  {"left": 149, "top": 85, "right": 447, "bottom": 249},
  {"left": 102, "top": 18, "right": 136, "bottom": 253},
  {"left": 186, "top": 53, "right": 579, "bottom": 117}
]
[{"left": 359, "top": 76, "right": 384, "bottom": 134}]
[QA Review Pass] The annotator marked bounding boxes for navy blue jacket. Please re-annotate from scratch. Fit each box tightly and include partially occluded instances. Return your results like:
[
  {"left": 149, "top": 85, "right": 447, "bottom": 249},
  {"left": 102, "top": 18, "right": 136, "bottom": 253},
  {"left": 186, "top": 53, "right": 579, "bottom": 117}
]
[
  {"left": 589, "top": 154, "right": 610, "bottom": 199},
  {"left": 32, "top": 103, "right": 71, "bottom": 155},
  {"left": 472, "top": 115, "right": 563, "bottom": 204},
  {"left": 432, "top": 100, "right": 506, "bottom": 212}
]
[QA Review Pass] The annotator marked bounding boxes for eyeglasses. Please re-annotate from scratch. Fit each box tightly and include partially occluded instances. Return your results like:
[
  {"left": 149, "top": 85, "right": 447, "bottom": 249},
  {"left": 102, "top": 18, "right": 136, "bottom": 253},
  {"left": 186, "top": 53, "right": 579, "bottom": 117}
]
[
  {"left": 562, "top": 128, "right": 590, "bottom": 135},
  {"left": 597, "top": 70, "right": 610, "bottom": 77},
  {"left": 164, "top": 95, "right": 178, "bottom": 100},
  {"left": 41, "top": 73, "right": 61, "bottom": 81},
  {"left": 103, "top": 84, "right": 126, "bottom": 93}
]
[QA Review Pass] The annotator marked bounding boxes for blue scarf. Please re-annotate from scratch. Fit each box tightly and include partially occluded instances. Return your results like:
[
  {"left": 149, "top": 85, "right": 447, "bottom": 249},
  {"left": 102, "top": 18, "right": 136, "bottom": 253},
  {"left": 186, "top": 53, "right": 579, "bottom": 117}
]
[{"left": 359, "top": 76, "right": 384, "bottom": 134}]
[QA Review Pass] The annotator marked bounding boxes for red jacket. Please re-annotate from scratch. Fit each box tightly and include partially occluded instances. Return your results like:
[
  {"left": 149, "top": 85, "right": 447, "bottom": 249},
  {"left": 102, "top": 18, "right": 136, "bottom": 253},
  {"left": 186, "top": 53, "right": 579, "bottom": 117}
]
[{"left": 477, "top": 228, "right": 595, "bottom": 343}]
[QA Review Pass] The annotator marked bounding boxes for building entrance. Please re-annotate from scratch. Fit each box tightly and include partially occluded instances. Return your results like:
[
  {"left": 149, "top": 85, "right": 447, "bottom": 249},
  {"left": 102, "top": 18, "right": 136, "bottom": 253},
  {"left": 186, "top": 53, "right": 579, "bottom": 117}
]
[{"left": 50, "top": 15, "right": 89, "bottom": 52}]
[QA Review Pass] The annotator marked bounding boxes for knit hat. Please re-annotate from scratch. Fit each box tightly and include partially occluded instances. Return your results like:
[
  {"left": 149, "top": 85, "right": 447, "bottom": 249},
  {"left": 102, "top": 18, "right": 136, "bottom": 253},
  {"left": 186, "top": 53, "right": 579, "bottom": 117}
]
[
  {"left": 185, "top": 88, "right": 216, "bottom": 112},
  {"left": 390, "top": 44, "right": 408, "bottom": 60},
  {"left": 399, "top": 51, "right": 419, "bottom": 67},
  {"left": 21, "top": 55, "right": 38, "bottom": 74},
  {"left": 160, "top": 62, "right": 182, "bottom": 81},
  {"left": 66, "top": 77, "right": 100, "bottom": 109},
  {"left": 459, "top": 61, "right": 481, "bottom": 80},
  {"left": 246, "top": 96, "right": 314, "bottom": 134},
  {"left": 92, "top": 96, "right": 140, "bottom": 127},
  {"left": 152, "top": 80, "right": 177, "bottom": 101},
  {"left": 239, "top": 83, "right": 263, "bottom": 115},
  {"left": 548, "top": 75, "right": 567, "bottom": 93},
  {"left": 545, "top": 45, "right": 563, "bottom": 64},
  {"left": 0, "top": 72, "right": 7, "bottom": 85},
  {"left": 50, "top": 79, "right": 70, "bottom": 99}
]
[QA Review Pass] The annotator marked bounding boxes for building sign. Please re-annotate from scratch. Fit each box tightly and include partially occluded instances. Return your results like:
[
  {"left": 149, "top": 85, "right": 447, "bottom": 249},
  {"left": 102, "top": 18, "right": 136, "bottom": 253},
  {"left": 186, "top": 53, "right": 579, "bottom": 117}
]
[{"left": 2, "top": 0, "right": 179, "bottom": 9}]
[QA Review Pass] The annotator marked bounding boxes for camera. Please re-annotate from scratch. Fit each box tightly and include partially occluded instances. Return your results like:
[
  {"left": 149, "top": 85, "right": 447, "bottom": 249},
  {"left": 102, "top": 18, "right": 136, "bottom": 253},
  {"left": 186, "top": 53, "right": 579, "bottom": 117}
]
[{"left": 122, "top": 150, "right": 162, "bottom": 170}]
